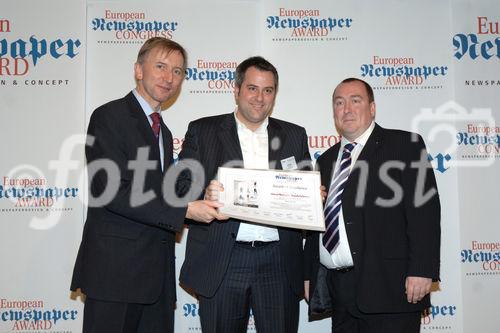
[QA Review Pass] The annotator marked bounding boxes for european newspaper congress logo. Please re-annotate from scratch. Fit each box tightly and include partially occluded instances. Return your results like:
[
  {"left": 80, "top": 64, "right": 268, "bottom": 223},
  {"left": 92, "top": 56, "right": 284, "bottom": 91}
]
[
  {"left": 0, "top": 298, "right": 79, "bottom": 331},
  {"left": 0, "top": 18, "right": 81, "bottom": 87},
  {"left": 90, "top": 9, "right": 179, "bottom": 44},
  {"left": 185, "top": 59, "right": 237, "bottom": 94},
  {"left": 457, "top": 123, "right": 500, "bottom": 160},
  {"left": 412, "top": 101, "right": 496, "bottom": 168},
  {"left": 461, "top": 240, "right": 500, "bottom": 277},
  {"left": 453, "top": 16, "right": 500, "bottom": 87},
  {"left": 265, "top": 7, "right": 352, "bottom": 42},
  {"left": 359, "top": 56, "right": 448, "bottom": 91}
]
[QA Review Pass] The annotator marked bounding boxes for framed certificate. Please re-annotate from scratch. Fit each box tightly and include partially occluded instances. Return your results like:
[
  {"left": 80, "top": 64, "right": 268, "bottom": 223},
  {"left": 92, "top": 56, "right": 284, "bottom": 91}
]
[{"left": 217, "top": 167, "right": 325, "bottom": 231}]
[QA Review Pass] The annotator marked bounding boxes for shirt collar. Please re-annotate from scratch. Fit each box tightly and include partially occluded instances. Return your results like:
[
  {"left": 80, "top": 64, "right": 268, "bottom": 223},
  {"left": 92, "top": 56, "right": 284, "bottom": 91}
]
[
  {"left": 133, "top": 89, "right": 158, "bottom": 119},
  {"left": 234, "top": 110, "right": 268, "bottom": 134}
]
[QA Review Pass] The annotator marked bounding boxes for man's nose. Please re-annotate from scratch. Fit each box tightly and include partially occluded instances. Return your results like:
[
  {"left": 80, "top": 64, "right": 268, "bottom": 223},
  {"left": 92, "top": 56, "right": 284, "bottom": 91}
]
[
  {"left": 256, "top": 90, "right": 264, "bottom": 101},
  {"left": 163, "top": 70, "right": 173, "bottom": 83}
]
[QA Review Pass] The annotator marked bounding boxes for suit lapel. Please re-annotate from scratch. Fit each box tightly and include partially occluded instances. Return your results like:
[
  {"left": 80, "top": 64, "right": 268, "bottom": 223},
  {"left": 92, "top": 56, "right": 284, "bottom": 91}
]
[
  {"left": 343, "top": 123, "right": 384, "bottom": 200},
  {"left": 268, "top": 118, "right": 286, "bottom": 170},
  {"left": 125, "top": 92, "right": 162, "bottom": 173},
  {"left": 160, "top": 120, "right": 173, "bottom": 172},
  {"left": 355, "top": 123, "right": 384, "bottom": 165},
  {"left": 216, "top": 114, "right": 243, "bottom": 235},
  {"left": 217, "top": 114, "right": 244, "bottom": 163}
]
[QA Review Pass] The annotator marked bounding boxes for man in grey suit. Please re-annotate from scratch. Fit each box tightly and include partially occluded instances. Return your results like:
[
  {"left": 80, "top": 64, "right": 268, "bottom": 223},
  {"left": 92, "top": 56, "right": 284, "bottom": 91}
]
[{"left": 177, "top": 56, "right": 311, "bottom": 333}]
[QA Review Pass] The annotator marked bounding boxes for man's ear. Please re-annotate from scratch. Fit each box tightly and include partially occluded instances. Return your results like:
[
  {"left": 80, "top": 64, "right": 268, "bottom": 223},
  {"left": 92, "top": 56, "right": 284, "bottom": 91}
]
[
  {"left": 370, "top": 101, "right": 376, "bottom": 118},
  {"left": 234, "top": 86, "right": 240, "bottom": 105},
  {"left": 134, "top": 62, "right": 143, "bottom": 81}
]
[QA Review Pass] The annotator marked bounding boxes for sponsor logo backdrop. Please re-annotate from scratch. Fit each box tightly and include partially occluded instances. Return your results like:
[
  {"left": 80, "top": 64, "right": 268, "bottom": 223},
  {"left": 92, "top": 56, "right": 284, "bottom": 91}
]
[{"left": 0, "top": 1, "right": 86, "bottom": 333}]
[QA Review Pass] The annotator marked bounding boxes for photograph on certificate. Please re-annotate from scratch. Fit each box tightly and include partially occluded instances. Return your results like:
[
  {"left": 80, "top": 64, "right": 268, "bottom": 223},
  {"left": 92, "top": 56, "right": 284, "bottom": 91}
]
[{"left": 233, "top": 180, "right": 259, "bottom": 208}]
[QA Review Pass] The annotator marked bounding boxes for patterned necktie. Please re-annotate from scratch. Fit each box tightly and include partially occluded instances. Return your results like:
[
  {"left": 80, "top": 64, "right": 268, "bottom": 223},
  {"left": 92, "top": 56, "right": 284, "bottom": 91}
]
[
  {"left": 322, "top": 142, "right": 357, "bottom": 254},
  {"left": 150, "top": 112, "right": 161, "bottom": 139}
]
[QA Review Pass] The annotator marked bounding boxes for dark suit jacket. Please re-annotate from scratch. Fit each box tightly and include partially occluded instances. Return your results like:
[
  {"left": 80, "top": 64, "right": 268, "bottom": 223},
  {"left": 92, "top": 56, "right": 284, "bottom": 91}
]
[
  {"left": 305, "top": 123, "right": 441, "bottom": 316},
  {"left": 177, "top": 113, "right": 311, "bottom": 298},
  {"left": 71, "top": 92, "right": 186, "bottom": 304}
]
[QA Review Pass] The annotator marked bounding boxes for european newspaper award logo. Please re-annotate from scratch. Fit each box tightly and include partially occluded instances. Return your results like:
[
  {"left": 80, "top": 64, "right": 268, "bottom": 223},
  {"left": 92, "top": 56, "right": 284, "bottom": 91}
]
[{"left": 0, "top": 18, "right": 81, "bottom": 87}]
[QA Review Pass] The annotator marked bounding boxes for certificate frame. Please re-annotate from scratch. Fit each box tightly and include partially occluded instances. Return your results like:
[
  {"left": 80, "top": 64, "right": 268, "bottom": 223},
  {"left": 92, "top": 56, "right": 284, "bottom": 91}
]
[{"left": 217, "top": 167, "right": 325, "bottom": 231}]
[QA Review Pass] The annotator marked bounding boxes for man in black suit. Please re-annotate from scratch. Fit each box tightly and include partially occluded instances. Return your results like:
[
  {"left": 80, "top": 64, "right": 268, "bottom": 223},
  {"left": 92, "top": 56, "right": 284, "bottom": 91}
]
[
  {"left": 71, "top": 37, "right": 223, "bottom": 333},
  {"left": 304, "top": 78, "right": 441, "bottom": 333},
  {"left": 177, "top": 56, "right": 311, "bottom": 332}
]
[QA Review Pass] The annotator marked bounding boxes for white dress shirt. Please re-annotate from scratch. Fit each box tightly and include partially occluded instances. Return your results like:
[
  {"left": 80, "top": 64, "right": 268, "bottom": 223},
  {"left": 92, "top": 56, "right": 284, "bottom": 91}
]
[
  {"left": 234, "top": 113, "right": 280, "bottom": 242},
  {"left": 320, "top": 121, "right": 375, "bottom": 269}
]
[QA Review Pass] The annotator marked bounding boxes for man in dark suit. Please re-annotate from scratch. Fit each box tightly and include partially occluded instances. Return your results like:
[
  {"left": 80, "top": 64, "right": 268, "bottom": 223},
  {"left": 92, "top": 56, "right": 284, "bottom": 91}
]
[
  {"left": 304, "top": 78, "right": 441, "bottom": 333},
  {"left": 177, "top": 56, "right": 311, "bottom": 332},
  {"left": 71, "top": 37, "right": 223, "bottom": 333}
]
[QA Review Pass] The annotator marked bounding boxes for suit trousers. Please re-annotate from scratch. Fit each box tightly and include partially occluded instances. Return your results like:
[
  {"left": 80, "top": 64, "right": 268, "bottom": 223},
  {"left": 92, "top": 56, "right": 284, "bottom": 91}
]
[
  {"left": 198, "top": 241, "right": 299, "bottom": 333},
  {"left": 327, "top": 269, "right": 421, "bottom": 333},
  {"left": 82, "top": 279, "right": 174, "bottom": 333}
]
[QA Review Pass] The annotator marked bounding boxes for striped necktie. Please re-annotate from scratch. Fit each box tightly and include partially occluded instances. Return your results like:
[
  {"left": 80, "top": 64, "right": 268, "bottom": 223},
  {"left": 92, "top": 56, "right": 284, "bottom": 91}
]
[{"left": 322, "top": 142, "right": 357, "bottom": 254}]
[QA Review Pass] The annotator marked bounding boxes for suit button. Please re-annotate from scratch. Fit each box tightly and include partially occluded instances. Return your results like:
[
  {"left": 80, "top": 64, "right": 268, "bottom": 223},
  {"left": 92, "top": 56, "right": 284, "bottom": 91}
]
[
  {"left": 161, "top": 239, "right": 167, "bottom": 244},
  {"left": 352, "top": 251, "right": 357, "bottom": 255},
  {"left": 345, "top": 221, "right": 352, "bottom": 225}
]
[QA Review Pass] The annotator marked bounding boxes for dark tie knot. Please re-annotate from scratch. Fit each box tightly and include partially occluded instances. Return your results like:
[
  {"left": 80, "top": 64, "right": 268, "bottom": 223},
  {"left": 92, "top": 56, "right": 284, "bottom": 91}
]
[
  {"left": 150, "top": 112, "right": 161, "bottom": 125},
  {"left": 344, "top": 142, "right": 357, "bottom": 154}
]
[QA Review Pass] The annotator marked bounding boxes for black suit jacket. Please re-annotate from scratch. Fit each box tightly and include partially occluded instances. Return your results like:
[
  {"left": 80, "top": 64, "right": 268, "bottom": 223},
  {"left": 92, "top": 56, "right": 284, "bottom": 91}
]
[
  {"left": 305, "top": 124, "right": 441, "bottom": 315},
  {"left": 71, "top": 92, "right": 186, "bottom": 304},
  {"left": 177, "top": 113, "right": 311, "bottom": 298}
]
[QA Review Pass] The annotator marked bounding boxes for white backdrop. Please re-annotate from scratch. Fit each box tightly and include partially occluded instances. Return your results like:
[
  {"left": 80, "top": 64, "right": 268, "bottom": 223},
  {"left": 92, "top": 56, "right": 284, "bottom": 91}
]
[{"left": 1, "top": 0, "right": 499, "bottom": 332}]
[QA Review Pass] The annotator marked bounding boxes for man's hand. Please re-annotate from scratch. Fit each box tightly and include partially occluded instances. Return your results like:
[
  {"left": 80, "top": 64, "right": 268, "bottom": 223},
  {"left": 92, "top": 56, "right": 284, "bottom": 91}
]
[
  {"left": 186, "top": 200, "right": 228, "bottom": 223},
  {"left": 304, "top": 280, "right": 310, "bottom": 302},
  {"left": 204, "top": 180, "right": 224, "bottom": 201},
  {"left": 405, "top": 276, "right": 432, "bottom": 303}
]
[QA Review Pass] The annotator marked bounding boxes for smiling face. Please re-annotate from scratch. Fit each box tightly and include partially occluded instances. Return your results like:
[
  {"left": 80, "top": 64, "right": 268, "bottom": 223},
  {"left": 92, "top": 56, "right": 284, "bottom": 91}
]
[
  {"left": 134, "top": 48, "right": 185, "bottom": 110},
  {"left": 333, "top": 80, "right": 376, "bottom": 141},
  {"left": 234, "top": 66, "right": 277, "bottom": 131}
]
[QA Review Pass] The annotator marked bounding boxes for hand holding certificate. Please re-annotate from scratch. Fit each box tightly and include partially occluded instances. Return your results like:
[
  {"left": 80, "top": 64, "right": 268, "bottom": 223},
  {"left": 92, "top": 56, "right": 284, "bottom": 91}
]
[{"left": 217, "top": 167, "right": 325, "bottom": 231}]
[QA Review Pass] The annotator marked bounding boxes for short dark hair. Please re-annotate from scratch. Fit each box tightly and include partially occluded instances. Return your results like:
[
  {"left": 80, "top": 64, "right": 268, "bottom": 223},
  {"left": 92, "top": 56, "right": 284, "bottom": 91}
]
[
  {"left": 235, "top": 56, "right": 279, "bottom": 90},
  {"left": 334, "top": 77, "right": 375, "bottom": 103},
  {"left": 136, "top": 37, "right": 187, "bottom": 70}
]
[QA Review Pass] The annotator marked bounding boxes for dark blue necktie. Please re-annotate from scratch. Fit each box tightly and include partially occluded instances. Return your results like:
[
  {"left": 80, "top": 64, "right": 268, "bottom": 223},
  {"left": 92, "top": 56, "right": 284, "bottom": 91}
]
[{"left": 322, "top": 142, "right": 357, "bottom": 254}]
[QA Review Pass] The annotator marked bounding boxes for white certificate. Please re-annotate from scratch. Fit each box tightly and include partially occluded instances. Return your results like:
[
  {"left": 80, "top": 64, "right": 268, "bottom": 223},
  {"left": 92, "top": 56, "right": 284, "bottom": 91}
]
[{"left": 217, "top": 167, "right": 325, "bottom": 231}]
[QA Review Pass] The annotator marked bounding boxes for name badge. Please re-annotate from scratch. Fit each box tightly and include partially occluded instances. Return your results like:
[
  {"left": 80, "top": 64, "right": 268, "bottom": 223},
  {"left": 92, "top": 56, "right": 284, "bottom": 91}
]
[{"left": 281, "top": 156, "right": 298, "bottom": 170}]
